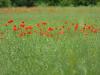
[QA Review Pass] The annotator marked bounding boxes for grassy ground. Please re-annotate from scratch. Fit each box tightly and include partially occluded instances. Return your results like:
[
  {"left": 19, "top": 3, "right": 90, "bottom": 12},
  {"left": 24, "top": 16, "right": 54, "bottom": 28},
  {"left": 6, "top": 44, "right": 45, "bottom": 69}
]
[{"left": 0, "top": 7, "right": 100, "bottom": 75}]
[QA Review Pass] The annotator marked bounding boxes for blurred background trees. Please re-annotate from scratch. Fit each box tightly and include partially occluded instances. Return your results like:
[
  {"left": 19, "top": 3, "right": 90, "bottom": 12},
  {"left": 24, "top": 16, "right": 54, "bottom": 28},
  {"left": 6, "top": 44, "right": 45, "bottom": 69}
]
[
  {"left": 0, "top": 0, "right": 11, "bottom": 7},
  {"left": 0, "top": 0, "right": 99, "bottom": 7}
]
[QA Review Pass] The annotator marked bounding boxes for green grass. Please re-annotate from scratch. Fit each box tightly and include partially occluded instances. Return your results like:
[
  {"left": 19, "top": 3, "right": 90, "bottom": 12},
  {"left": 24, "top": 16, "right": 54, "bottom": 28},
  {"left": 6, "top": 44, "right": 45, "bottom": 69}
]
[{"left": 0, "top": 7, "right": 100, "bottom": 75}]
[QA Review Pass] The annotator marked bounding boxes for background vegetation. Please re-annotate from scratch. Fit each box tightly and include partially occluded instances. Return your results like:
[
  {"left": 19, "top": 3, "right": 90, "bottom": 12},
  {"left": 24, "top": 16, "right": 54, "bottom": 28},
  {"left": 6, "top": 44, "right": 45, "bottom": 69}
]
[{"left": 0, "top": 0, "right": 100, "bottom": 7}]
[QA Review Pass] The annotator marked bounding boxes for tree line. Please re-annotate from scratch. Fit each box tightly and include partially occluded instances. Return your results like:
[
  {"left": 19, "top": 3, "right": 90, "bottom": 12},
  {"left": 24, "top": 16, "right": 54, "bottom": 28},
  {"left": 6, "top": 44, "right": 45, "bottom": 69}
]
[{"left": 0, "top": 0, "right": 99, "bottom": 7}]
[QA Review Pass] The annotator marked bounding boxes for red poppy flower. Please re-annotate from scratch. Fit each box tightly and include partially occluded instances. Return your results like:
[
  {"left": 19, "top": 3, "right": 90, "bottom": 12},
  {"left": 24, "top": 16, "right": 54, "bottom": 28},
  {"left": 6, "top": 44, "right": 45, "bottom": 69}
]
[
  {"left": 74, "top": 24, "right": 79, "bottom": 32},
  {"left": 20, "top": 23, "right": 25, "bottom": 28},
  {"left": 25, "top": 26, "right": 33, "bottom": 30},
  {"left": 87, "top": 25, "right": 91, "bottom": 30},
  {"left": 13, "top": 25, "right": 17, "bottom": 31},
  {"left": 92, "top": 29, "right": 97, "bottom": 33},
  {"left": 8, "top": 20, "right": 14, "bottom": 23},
  {"left": 18, "top": 32, "right": 25, "bottom": 37},
  {"left": 84, "top": 25, "right": 91, "bottom": 30},
  {"left": 27, "top": 32, "right": 32, "bottom": 34},
  {"left": 36, "top": 23, "right": 40, "bottom": 28},
  {"left": 42, "top": 22, "right": 47, "bottom": 25},
  {"left": 59, "top": 30, "right": 64, "bottom": 34},
  {"left": 48, "top": 27, "right": 54, "bottom": 31}
]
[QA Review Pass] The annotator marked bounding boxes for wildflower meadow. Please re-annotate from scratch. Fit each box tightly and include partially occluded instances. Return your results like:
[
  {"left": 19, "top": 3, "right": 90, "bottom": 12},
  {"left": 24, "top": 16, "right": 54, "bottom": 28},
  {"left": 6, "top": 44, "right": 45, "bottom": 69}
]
[{"left": 0, "top": 7, "right": 100, "bottom": 75}]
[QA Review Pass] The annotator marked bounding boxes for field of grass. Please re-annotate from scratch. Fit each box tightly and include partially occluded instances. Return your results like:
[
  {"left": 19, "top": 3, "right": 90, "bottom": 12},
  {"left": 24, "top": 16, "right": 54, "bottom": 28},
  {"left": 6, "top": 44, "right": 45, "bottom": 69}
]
[{"left": 0, "top": 7, "right": 100, "bottom": 75}]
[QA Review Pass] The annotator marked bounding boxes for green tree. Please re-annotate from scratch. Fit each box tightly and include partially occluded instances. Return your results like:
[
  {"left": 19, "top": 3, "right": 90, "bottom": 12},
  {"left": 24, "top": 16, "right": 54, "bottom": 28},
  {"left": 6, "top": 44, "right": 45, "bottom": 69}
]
[
  {"left": 59, "top": 0, "right": 74, "bottom": 6},
  {"left": 46, "top": 0, "right": 60, "bottom": 6},
  {"left": 0, "top": 0, "right": 11, "bottom": 7},
  {"left": 11, "top": 0, "right": 35, "bottom": 7}
]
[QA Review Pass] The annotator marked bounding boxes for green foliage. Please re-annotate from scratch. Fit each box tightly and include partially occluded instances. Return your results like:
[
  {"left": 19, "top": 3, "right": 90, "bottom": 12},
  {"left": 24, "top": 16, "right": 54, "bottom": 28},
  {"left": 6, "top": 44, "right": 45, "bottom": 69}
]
[
  {"left": 11, "top": 0, "right": 35, "bottom": 7},
  {"left": 0, "top": 0, "right": 11, "bottom": 7},
  {"left": 34, "top": 0, "right": 48, "bottom": 6},
  {"left": 46, "top": 0, "right": 60, "bottom": 6},
  {"left": 59, "top": 0, "right": 74, "bottom": 6},
  {"left": 97, "top": 2, "right": 100, "bottom": 6},
  {"left": 0, "top": 0, "right": 99, "bottom": 7}
]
